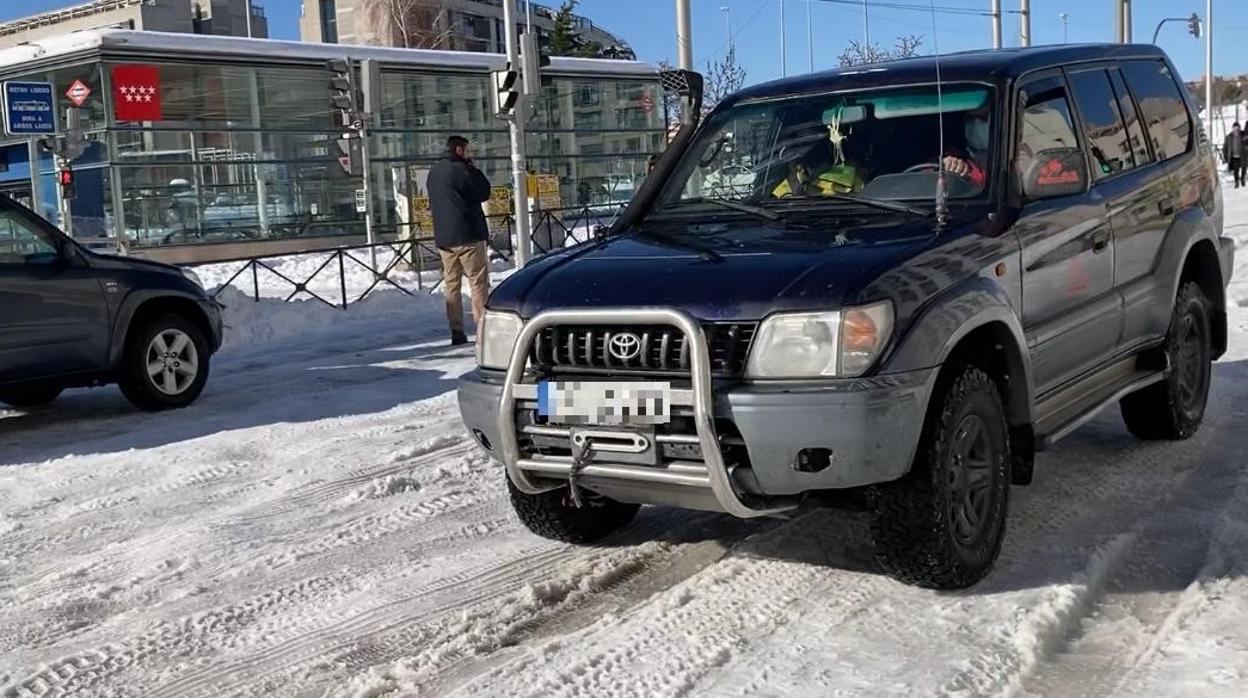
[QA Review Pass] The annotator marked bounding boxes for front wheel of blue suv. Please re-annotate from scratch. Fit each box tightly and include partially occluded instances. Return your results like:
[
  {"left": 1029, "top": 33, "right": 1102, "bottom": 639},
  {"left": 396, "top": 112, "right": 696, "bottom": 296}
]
[{"left": 868, "top": 365, "right": 1012, "bottom": 589}]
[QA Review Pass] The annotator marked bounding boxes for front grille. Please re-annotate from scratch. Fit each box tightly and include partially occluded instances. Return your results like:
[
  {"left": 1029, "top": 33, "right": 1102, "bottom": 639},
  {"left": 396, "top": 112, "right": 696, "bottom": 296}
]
[{"left": 530, "top": 323, "right": 757, "bottom": 377}]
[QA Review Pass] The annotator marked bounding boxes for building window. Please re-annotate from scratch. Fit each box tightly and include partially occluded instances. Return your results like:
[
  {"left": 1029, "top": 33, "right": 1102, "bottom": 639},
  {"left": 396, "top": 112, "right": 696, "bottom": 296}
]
[{"left": 319, "top": 0, "right": 338, "bottom": 44}]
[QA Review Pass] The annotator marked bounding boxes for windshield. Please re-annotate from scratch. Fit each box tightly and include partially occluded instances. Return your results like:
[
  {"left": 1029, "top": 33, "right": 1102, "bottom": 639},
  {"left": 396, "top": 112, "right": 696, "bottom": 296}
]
[{"left": 657, "top": 83, "right": 996, "bottom": 211}]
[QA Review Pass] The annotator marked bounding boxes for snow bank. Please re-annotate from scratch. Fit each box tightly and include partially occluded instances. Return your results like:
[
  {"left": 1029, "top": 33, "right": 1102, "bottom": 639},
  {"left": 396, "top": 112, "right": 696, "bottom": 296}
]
[{"left": 214, "top": 285, "right": 448, "bottom": 357}]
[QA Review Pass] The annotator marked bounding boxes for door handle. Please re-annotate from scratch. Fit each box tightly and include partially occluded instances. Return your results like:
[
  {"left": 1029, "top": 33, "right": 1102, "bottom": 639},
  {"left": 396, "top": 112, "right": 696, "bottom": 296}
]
[
  {"left": 1158, "top": 196, "right": 1175, "bottom": 216},
  {"left": 1091, "top": 230, "right": 1110, "bottom": 253}
]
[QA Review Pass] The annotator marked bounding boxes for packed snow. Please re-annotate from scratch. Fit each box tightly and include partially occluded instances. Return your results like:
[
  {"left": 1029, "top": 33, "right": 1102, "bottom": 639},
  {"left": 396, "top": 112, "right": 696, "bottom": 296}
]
[{"left": 2, "top": 184, "right": 1248, "bottom": 697}]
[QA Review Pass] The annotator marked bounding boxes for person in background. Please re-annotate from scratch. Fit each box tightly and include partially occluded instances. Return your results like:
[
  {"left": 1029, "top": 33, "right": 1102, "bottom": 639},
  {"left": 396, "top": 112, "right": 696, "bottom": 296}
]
[
  {"left": 1224, "top": 122, "right": 1246, "bottom": 189},
  {"left": 428, "top": 135, "right": 492, "bottom": 346}
]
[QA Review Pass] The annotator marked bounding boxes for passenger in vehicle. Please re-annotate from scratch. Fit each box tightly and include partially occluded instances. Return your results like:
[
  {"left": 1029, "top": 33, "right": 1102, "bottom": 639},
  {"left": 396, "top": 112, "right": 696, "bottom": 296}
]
[{"left": 771, "top": 125, "right": 867, "bottom": 197}]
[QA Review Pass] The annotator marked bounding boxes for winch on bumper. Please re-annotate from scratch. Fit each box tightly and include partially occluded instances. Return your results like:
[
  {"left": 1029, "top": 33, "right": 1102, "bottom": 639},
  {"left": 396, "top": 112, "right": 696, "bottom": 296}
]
[{"left": 456, "top": 308, "right": 938, "bottom": 518}]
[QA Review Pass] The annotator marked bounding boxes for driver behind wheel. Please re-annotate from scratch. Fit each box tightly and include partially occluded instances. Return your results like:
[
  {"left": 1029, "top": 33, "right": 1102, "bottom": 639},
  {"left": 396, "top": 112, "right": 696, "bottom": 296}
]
[{"left": 940, "top": 104, "right": 990, "bottom": 188}]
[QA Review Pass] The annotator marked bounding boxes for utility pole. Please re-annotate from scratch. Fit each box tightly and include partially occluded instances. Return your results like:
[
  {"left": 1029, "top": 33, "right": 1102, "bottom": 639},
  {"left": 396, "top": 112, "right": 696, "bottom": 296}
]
[
  {"left": 780, "top": 0, "right": 787, "bottom": 77},
  {"left": 1206, "top": 0, "right": 1214, "bottom": 147},
  {"left": 675, "top": 0, "right": 693, "bottom": 70},
  {"left": 862, "top": 0, "right": 870, "bottom": 51},
  {"left": 504, "top": 0, "right": 531, "bottom": 266},
  {"left": 807, "top": 0, "right": 814, "bottom": 73},
  {"left": 721, "top": 6, "right": 732, "bottom": 47},
  {"left": 1019, "top": 0, "right": 1030, "bottom": 47},
  {"left": 990, "top": 0, "right": 1002, "bottom": 49},
  {"left": 1115, "top": 0, "right": 1124, "bottom": 43},
  {"left": 244, "top": 0, "right": 253, "bottom": 38},
  {"left": 1123, "top": 0, "right": 1132, "bottom": 43},
  {"left": 1059, "top": 12, "right": 1068, "bottom": 43}
]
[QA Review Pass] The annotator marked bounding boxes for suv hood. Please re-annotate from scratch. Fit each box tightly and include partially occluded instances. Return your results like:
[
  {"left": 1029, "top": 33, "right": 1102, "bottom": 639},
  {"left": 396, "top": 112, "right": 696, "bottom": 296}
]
[{"left": 490, "top": 216, "right": 934, "bottom": 320}]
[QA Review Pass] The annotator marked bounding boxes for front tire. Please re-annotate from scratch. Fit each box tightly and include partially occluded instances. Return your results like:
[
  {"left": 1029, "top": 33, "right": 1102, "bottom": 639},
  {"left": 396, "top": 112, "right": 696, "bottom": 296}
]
[
  {"left": 1120, "top": 281, "right": 1212, "bottom": 440},
  {"left": 119, "top": 314, "right": 211, "bottom": 411},
  {"left": 0, "top": 384, "right": 63, "bottom": 408},
  {"left": 507, "top": 476, "right": 640, "bottom": 544},
  {"left": 869, "top": 366, "right": 1011, "bottom": 589}
]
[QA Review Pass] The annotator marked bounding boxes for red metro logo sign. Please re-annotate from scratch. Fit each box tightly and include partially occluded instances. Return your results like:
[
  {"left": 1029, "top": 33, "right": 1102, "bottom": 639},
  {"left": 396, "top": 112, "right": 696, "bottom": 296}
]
[{"left": 111, "top": 65, "right": 164, "bottom": 122}]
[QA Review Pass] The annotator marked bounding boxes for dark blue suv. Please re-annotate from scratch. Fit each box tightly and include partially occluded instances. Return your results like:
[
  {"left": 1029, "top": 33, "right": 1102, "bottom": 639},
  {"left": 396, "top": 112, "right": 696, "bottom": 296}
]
[
  {"left": 0, "top": 194, "right": 222, "bottom": 410},
  {"left": 459, "top": 45, "right": 1233, "bottom": 588}
]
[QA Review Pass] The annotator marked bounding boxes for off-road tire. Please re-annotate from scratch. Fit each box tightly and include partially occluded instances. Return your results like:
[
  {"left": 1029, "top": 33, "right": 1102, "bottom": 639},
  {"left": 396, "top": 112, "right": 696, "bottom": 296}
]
[
  {"left": 507, "top": 476, "right": 640, "bottom": 544},
  {"left": 869, "top": 366, "right": 1011, "bottom": 589},
  {"left": 119, "top": 314, "right": 211, "bottom": 411},
  {"left": 0, "top": 384, "right": 63, "bottom": 408},
  {"left": 1120, "top": 281, "right": 1212, "bottom": 441}
]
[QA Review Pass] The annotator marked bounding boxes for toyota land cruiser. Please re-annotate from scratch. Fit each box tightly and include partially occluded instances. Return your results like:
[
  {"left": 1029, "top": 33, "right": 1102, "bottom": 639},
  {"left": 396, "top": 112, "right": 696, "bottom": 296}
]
[{"left": 457, "top": 45, "right": 1233, "bottom": 588}]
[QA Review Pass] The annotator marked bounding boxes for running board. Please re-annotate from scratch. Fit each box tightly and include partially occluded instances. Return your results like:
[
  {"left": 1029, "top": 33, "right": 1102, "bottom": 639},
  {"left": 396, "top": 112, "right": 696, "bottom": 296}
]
[{"left": 1035, "top": 362, "right": 1165, "bottom": 450}]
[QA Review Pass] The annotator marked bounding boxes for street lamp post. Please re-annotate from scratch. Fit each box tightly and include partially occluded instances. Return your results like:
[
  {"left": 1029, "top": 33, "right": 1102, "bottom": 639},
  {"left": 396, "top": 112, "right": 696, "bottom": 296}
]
[
  {"left": 1059, "top": 13, "right": 1068, "bottom": 44},
  {"left": 720, "top": 6, "right": 732, "bottom": 47}
]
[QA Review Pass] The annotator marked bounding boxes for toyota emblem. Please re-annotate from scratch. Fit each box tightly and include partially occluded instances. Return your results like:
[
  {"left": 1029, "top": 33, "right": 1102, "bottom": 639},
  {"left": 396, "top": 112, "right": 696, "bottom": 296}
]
[{"left": 608, "top": 332, "right": 642, "bottom": 361}]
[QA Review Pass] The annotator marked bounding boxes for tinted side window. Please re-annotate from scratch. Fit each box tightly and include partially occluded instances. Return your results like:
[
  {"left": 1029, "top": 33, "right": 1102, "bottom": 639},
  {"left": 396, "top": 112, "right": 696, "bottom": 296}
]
[
  {"left": 1109, "top": 68, "right": 1152, "bottom": 167},
  {"left": 0, "top": 209, "right": 59, "bottom": 265},
  {"left": 1120, "top": 60, "right": 1192, "bottom": 161},
  {"left": 1015, "top": 84, "right": 1081, "bottom": 189},
  {"left": 1068, "top": 69, "right": 1134, "bottom": 179}
]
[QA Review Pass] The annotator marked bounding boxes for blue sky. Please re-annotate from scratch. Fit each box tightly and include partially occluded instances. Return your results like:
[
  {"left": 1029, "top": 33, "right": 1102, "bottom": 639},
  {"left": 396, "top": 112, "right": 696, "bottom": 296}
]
[{"left": 5, "top": 0, "right": 1248, "bottom": 86}]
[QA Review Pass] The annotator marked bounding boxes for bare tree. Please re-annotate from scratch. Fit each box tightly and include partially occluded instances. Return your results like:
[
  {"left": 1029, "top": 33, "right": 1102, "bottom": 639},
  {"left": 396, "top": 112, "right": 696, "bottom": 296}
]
[
  {"left": 704, "top": 46, "right": 746, "bottom": 112},
  {"left": 838, "top": 34, "right": 924, "bottom": 67},
  {"left": 368, "top": 0, "right": 457, "bottom": 50}
]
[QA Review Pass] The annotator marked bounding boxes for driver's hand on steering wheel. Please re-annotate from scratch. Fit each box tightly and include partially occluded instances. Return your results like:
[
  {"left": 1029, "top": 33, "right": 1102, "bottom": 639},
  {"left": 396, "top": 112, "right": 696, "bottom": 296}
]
[{"left": 941, "top": 155, "right": 972, "bottom": 177}]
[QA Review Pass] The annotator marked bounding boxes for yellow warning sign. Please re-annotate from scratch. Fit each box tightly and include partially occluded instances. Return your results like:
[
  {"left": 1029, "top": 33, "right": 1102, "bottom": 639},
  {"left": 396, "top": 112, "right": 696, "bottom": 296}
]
[
  {"left": 484, "top": 185, "right": 512, "bottom": 231},
  {"left": 526, "top": 173, "right": 562, "bottom": 210}
]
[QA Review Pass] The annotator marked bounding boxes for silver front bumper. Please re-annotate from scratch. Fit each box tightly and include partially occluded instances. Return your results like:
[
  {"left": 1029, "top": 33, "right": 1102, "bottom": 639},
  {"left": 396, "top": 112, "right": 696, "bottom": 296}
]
[{"left": 497, "top": 308, "right": 795, "bottom": 518}]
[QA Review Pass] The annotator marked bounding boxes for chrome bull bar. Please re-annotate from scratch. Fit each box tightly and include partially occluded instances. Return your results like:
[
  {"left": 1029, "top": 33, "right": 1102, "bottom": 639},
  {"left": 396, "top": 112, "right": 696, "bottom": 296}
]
[{"left": 497, "top": 308, "right": 794, "bottom": 519}]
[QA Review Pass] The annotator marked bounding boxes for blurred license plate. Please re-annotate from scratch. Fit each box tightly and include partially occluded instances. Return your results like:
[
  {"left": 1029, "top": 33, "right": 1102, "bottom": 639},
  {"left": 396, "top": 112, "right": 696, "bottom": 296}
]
[{"left": 537, "top": 381, "right": 671, "bottom": 425}]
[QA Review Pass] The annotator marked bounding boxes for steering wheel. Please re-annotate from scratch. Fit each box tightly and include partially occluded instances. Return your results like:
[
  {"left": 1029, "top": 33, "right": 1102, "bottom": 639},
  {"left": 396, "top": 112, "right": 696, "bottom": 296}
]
[{"left": 903, "top": 161, "right": 974, "bottom": 179}]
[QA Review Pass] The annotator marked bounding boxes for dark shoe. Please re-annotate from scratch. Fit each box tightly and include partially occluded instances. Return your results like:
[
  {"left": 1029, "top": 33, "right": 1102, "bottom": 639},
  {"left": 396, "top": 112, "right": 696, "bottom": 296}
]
[{"left": 450, "top": 331, "right": 469, "bottom": 346}]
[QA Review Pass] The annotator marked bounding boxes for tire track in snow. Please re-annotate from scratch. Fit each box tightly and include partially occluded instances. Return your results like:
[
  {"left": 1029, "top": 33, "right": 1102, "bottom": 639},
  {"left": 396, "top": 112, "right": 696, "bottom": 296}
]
[{"left": 1017, "top": 393, "right": 1248, "bottom": 698}]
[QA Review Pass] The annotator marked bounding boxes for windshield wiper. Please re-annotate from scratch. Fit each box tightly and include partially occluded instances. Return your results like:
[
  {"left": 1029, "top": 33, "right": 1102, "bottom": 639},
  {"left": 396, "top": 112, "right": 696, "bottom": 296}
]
[
  {"left": 769, "top": 194, "right": 931, "bottom": 217},
  {"left": 661, "top": 196, "right": 779, "bottom": 221},
  {"left": 630, "top": 228, "right": 724, "bottom": 262}
]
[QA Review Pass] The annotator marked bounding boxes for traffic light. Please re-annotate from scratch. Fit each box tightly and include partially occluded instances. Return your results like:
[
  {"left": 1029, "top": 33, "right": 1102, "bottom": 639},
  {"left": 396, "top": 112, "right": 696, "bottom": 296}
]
[
  {"left": 1188, "top": 13, "right": 1201, "bottom": 38},
  {"left": 491, "top": 65, "right": 520, "bottom": 116},
  {"left": 328, "top": 58, "right": 358, "bottom": 129},
  {"left": 58, "top": 168, "right": 75, "bottom": 201},
  {"left": 520, "top": 31, "right": 550, "bottom": 96}
]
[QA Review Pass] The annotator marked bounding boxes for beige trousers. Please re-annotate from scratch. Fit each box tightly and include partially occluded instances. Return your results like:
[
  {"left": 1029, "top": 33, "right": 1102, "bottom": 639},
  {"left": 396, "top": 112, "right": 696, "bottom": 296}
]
[{"left": 438, "top": 242, "right": 490, "bottom": 335}]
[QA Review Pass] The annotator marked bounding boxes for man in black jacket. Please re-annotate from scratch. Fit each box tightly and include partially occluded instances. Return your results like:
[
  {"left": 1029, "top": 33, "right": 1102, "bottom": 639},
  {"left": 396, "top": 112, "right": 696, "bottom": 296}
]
[
  {"left": 428, "top": 135, "right": 493, "bottom": 345},
  {"left": 1223, "top": 122, "right": 1246, "bottom": 189}
]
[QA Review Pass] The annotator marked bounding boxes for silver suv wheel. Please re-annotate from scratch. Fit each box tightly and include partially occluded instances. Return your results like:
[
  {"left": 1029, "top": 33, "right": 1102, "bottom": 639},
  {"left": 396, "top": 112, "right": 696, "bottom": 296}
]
[{"left": 145, "top": 328, "right": 199, "bottom": 396}]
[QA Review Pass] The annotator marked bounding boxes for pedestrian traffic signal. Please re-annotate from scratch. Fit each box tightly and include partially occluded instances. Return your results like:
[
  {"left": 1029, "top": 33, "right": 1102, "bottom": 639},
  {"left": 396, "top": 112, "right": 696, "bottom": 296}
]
[
  {"left": 491, "top": 66, "right": 520, "bottom": 116},
  {"left": 1188, "top": 13, "right": 1201, "bottom": 38},
  {"left": 334, "top": 137, "right": 360, "bottom": 176},
  {"left": 327, "top": 58, "right": 358, "bottom": 129},
  {"left": 58, "top": 168, "right": 75, "bottom": 200}
]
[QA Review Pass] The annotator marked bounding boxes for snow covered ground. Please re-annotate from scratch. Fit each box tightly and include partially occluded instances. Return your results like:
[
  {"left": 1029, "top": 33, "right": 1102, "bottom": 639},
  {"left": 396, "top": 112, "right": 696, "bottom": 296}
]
[{"left": 2, "top": 187, "right": 1248, "bottom": 697}]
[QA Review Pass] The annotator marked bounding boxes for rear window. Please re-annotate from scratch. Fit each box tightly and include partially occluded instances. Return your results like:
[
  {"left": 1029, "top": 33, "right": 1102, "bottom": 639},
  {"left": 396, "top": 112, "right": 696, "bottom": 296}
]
[
  {"left": 1120, "top": 60, "right": 1192, "bottom": 161},
  {"left": 1067, "top": 69, "right": 1135, "bottom": 179}
]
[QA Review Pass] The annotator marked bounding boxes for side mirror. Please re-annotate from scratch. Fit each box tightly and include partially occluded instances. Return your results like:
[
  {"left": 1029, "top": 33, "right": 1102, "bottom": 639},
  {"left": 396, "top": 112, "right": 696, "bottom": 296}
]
[{"left": 1020, "top": 148, "right": 1088, "bottom": 201}]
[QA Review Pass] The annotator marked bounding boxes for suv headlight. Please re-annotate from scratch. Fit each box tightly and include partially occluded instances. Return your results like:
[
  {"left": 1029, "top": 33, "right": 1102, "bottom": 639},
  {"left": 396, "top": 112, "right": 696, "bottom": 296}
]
[
  {"left": 477, "top": 311, "right": 524, "bottom": 370},
  {"left": 746, "top": 301, "right": 893, "bottom": 378}
]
